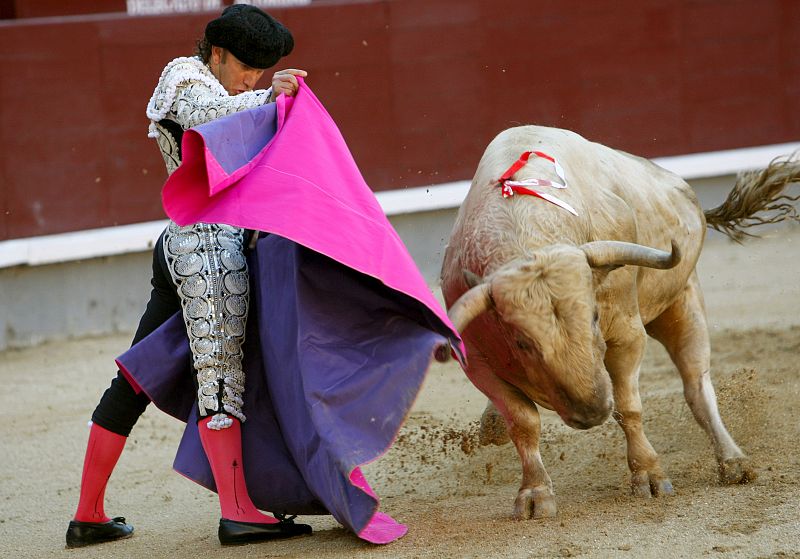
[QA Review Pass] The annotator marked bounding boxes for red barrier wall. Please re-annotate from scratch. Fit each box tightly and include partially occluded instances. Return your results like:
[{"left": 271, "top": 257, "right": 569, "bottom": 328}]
[
  {"left": 1, "top": 0, "right": 798, "bottom": 240},
  {"left": 0, "top": 0, "right": 125, "bottom": 19}
]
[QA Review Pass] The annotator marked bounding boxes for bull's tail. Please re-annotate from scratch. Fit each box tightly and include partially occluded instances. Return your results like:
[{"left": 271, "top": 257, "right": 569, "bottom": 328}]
[{"left": 704, "top": 151, "right": 800, "bottom": 241}]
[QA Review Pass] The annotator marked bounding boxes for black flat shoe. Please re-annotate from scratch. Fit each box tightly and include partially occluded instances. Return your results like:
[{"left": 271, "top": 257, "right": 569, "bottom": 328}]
[
  {"left": 218, "top": 516, "right": 312, "bottom": 546},
  {"left": 65, "top": 516, "right": 134, "bottom": 548}
]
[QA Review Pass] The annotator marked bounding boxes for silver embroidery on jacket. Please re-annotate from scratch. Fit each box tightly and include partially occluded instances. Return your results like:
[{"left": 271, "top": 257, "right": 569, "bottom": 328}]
[
  {"left": 152, "top": 122, "right": 181, "bottom": 175},
  {"left": 163, "top": 221, "right": 249, "bottom": 430}
]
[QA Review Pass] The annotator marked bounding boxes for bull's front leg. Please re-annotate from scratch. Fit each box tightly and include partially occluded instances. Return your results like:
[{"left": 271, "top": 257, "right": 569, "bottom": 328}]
[
  {"left": 506, "top": 395, "right": 558, "bottom": 520},
  {"left": 645, "top": 273, "right": 756, "bottom": 484},
  {"left": 605, "top": 325, "right": 675, "bottom": 497},
  {"left": 478, "top": 399, "right": 511, "bottom": 446},
  {"left": 465, "top": 359, "right": 557, "bottom": 519}
]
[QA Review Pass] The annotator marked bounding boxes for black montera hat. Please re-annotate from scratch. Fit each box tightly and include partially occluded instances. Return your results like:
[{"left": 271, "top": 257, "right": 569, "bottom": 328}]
[{"left": 205, "top": 5, "right": 294, "bottom": 69}]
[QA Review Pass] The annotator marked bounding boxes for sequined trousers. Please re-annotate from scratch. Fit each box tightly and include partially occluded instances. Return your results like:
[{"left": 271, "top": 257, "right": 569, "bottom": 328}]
[{"left": 163, "top": 220, "right": 250, "bottom": 430}]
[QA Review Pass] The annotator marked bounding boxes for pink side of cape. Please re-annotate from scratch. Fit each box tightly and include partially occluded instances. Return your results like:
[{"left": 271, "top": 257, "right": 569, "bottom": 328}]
[
  {"left": 161, "top": 79, "right": 464, "bottom": 360},
  {"left": 349, "top": 467, "right": 408, "bottom": 543}
]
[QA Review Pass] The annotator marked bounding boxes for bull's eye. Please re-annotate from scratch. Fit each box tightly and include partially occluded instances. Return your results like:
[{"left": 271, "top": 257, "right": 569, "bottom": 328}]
[
  {"left": 515, "top": 335, "right": 535, "bottom": 352},
  {"left": 593, "top": 310, "right": 599, "bottom": 323}
]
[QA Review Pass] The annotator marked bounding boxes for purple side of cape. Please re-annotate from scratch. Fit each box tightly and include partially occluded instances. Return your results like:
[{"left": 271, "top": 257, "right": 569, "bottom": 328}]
[{"left": 117, "top": 236, "right": 449, "bottom": 535}]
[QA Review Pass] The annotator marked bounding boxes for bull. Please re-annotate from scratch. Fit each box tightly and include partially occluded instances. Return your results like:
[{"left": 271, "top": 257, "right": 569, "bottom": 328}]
[{"left": 440, "top": 125, "right": 799, "bottom": 519}]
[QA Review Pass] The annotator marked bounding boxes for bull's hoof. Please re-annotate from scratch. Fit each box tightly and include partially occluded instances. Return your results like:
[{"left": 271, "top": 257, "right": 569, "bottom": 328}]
[
  {"left": 630, "top": 471, "right": 674, "bottom": 498},
  {"left": 719, "top": 457, "right": 757, "bottom": 485},
  {"left": 513, "top": 488, "right": 557, "bottom": 520},
  {"left": 478, "top": 406, "right": 510, "bottom": 446}
]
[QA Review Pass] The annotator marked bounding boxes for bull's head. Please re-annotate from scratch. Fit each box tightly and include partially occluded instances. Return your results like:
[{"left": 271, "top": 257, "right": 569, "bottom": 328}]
[{"left": 448, "top": 240, "right": 680, "bottom": 430}]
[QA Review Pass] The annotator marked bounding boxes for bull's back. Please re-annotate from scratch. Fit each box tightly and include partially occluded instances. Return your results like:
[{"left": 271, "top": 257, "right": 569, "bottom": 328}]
[
  {"left": 449, "top": 125, "right": 704, "bottom": 254},
  {"left": 443, "top": 125, "right": 706, "bottom": 324}
]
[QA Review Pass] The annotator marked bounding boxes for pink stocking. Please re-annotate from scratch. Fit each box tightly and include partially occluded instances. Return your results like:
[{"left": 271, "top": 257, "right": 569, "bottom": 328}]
[
  {"left": 197, "top": 416, "right": 278, "bottom": 524},
  {"left": 73, "top": 423, "right": 127, "bottom": 523}
]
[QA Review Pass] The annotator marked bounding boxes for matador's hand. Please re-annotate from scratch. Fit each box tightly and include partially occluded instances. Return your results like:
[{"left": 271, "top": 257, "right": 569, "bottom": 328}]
[{"left": 270, "top": 69, "right": 308, "bottom": 101}]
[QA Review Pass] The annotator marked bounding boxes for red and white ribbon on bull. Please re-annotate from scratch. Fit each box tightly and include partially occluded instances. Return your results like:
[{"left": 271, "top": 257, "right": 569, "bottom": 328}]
[{"left": 497, "top": 151, "right": 578, "bottom": 216}]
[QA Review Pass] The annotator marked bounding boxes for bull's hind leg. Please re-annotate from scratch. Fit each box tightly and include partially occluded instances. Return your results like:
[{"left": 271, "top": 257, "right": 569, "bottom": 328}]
[
  {"left": 645, "top": 273, "right": 756, "bottom": 484},
  {"left": 605, "top": 325, "right": 675, "bottom": 497}
]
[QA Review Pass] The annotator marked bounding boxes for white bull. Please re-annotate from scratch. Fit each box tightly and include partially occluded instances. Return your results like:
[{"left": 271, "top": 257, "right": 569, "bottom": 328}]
[{"left": 440, "top": 125, "right": 799, "bottom": 520}]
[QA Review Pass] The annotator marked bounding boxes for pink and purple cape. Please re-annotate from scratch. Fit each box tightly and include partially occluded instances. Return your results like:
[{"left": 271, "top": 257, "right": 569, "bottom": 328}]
[{"left": 116, "top": 80, "right": 464, "bottom": 544}]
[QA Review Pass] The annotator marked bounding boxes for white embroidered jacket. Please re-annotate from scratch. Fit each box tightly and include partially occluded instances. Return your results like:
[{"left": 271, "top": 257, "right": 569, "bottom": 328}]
[{"left": 145, "top": 56, "right": 272, "bottom": 175}]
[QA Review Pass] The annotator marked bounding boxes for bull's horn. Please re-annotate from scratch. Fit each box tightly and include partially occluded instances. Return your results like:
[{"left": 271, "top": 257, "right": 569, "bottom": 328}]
[
  {"left": 580, "top": 240, "right": 681, "bottom": 270},
  {"left": 448, "top": 283, "right": 493, "bottom": 333}
]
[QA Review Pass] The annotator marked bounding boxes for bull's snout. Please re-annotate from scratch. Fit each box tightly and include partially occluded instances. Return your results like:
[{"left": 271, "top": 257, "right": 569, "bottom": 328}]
[{"left": 560, "top": 394, "right": 613, "bottom": 430}]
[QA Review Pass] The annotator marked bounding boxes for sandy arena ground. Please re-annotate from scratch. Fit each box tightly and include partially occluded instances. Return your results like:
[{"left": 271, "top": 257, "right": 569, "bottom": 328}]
[{"left": 1, "top": 227, "right": 799, "bottom": 559}]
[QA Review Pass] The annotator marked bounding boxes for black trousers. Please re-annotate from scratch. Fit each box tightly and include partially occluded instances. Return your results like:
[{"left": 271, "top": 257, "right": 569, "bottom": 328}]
[{"left": 90, "top": 232, "right": 180, "bottom": 436}]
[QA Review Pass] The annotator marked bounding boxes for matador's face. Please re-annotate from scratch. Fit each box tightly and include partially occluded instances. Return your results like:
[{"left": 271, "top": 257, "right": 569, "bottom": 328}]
[{"left": 210, "top": 46, "right": 266, "bottom": 96}]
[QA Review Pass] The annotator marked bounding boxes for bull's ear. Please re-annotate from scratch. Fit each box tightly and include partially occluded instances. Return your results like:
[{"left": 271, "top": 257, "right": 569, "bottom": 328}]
[
  {"left": 591, "top": 262, "right": 624, "bottom": 274},
  {"left": 462, "top": 269, "right": 484, "bottom": 288},
  {"left": 589, "top": 265, "right": 617, "bottom": 289}
]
